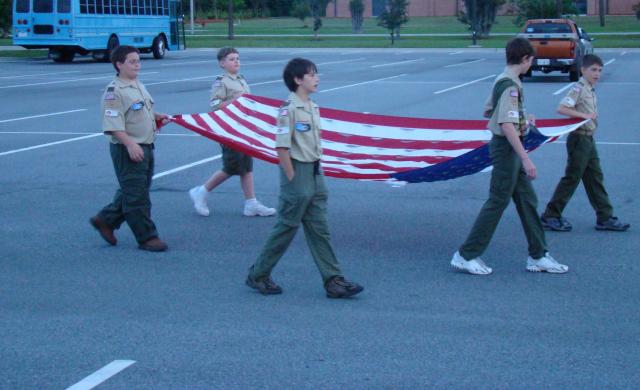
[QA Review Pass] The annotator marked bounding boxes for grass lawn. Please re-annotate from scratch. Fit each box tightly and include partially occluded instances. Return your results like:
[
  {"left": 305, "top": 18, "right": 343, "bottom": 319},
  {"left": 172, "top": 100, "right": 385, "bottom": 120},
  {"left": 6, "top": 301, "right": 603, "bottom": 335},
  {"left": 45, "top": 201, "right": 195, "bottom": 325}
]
[
  {"left": 189, "top": 15, "right": 640, "bottom": 35},
  {"left": 0, "top": 49, "right": 47, "bottom": 58}
]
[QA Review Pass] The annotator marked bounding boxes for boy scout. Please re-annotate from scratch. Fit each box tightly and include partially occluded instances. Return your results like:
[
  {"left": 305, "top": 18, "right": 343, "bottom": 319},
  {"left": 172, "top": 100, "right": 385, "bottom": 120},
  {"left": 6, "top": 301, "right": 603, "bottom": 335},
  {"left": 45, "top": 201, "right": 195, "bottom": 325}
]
[
  {"left": 188, "top": 47, "right": 275, "bottom": 218},
  {"left": 450, "top": 38, "right": 569, "bottom": 275},
  {"left": 541, "top": 54, "right": 630, "bottom": 232},
  {"left": 246, "top": 58, "right": 363, "bottom": 298},
  {"left": 90, "top": 46, "right": 171, "bottom": 252}
]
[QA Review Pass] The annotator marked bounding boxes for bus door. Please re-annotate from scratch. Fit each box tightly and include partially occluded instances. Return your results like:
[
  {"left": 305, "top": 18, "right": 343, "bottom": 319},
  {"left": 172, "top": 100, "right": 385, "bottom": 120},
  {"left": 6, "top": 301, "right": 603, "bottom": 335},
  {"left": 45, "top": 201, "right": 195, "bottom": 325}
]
[
  {"left": 169, "top": 0, "right": 185, "bottom": 50},
  {"left": 31, "top": 0, "right": 57, "bottom": 36}
]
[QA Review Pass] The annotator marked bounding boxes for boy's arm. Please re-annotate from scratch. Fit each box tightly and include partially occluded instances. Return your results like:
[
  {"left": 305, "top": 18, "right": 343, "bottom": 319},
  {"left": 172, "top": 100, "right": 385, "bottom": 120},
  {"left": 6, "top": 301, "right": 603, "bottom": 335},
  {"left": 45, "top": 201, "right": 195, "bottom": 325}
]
[
  {"left": 501, "top": 123, "right": 536, "bottom": 180},
  {"left": 109, "top": 131, "right": 145, "bottom": 163},
  {"left": 277, "top": 148, "right": 295, "bottom": 181},
  {"left": 557, "top": 104, "right": 597, "bottom": 120}
]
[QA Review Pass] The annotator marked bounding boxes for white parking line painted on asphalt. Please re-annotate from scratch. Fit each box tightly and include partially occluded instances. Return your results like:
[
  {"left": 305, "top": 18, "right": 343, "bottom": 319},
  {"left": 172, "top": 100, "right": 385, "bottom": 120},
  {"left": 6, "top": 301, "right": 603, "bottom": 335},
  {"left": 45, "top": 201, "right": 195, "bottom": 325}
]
[
  {"left": 604, "top": 58, "right": 616, "bottom": 66},
  {"left": 145, "top": 75, "right": 214, "bottom": 86},
  {"left": 433, "top": 74, "right": 496, "bottom": 95},
  {"left": 0, "top": 131, "right": 197, "bottom": 136},
  {"left": 160, "top": 59, "right": 284, "bottom": 67},
  {"left": 0, "top": 70, "right": 81, "bottom": 79},
  {"left": 371, "top": 59, "right": 423, "bottom": 68},
  {"left": 66, "top": 360, "right": 136, "bottom": 390},
  {"left": 320, "top": 74, "right": 407, "bottom": 93},
  {"left": 0, "top": 72, "right": 159, "bottom": 89},
  {"left": 0, "top": 133, "right": 102, "bottom": 157},
  {"left": 621, "top": 51, "right": 627, "bottom": 56},
  {"left": 153, "top": 154, "right": 223, "bottom": 179},
  {"left": 0, "top": 109, "right": 87, "bottom": 124},
  {"left": 250, "top": 79, "right": 281, "bottom": 86},
  {"left": 553, "top": 82, "right": 574, "bottom": 95},
  {"left": 444, "top": 58, "right": 485, "bottom": 68},
  {"left": 317, "top": 58, "right": 365, "bottom": 66},
  {"left": 449, "top": 51, "right": 463, "bottom": 55}
]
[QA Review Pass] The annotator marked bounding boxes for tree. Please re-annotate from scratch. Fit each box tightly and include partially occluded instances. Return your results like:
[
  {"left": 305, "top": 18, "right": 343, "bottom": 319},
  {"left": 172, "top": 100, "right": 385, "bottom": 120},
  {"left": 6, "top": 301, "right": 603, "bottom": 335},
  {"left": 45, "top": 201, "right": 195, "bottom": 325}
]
[
  {"left": 458, "top": 0, "right": 505, "bottom": 39},
  {"left": 377, "top": 0, "right": 409, "bottom": 45},
  {"left": 310, "top": 0, "right": 329, "bottom": 39},
  {"left": 349, "top": 0, "right": 365, "bottom": 33},
  {"left": 0, "top": 0, "right": 10, "bottom": 38},
  {"left": 513, "top": 0, "right": 578, "bottom": 26},
  {"left": 599, "top": 0, "right": 605, "bottom": 26},
  {"left": 292, "top": 1, "right": 311, "bottom": 27}
]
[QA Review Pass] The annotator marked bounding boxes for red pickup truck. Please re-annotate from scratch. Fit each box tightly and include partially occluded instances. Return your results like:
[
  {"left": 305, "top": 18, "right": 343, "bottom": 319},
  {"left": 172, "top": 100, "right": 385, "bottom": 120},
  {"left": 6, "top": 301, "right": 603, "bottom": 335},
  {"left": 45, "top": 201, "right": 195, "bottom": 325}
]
[{"left": 518, "top": 19, "right": 594, "bottom": 81}]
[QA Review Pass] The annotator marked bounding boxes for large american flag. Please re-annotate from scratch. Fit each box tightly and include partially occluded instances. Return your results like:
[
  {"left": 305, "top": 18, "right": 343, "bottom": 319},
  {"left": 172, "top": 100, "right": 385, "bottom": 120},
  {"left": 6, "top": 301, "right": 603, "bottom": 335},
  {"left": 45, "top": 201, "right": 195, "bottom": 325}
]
[{"left": 170, "top": 94, "right": 584, "bottom": 184}]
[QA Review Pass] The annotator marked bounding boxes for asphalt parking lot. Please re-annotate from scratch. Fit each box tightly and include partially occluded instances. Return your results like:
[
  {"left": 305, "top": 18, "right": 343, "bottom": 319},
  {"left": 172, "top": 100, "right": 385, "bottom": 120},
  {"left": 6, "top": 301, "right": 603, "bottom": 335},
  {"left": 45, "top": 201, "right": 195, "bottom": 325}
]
[{"left": 1, "top": 47, "right": 639, "bottom": 389}]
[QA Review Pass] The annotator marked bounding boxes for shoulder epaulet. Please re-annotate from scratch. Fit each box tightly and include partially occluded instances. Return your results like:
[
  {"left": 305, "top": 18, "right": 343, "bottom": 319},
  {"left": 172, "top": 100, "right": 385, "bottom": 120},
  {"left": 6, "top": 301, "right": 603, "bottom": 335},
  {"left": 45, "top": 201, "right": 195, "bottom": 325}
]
[{"left": 106, "top": 86, "right": 115, "bottom": 92}]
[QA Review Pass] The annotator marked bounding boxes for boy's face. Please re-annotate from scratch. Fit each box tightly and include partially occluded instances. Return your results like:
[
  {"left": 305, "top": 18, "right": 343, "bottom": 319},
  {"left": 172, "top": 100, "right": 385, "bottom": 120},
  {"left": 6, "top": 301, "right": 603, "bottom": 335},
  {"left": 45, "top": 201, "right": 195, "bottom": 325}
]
[
  {"left": 117, "top": 52, "right": 141, "bottom": 80},
  {"left": 295, "top": 70, "right": 319, "bottom": 94},
  {"left": 521, "top": 55, "right": 534, "bottom": 73},
  {"left": 220, "top": 53, "right": 240, "bottom": 74},
  {"left": 581, "top": 64, "right": 602, "bottom": 85}
]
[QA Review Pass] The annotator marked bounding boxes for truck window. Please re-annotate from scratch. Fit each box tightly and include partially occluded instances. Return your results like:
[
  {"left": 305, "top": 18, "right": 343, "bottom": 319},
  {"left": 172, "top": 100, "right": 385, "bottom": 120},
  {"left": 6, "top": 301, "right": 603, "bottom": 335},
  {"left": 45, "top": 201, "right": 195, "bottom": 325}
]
[{"left": 525, "top": 23, "right": 572, "bottom": 34}]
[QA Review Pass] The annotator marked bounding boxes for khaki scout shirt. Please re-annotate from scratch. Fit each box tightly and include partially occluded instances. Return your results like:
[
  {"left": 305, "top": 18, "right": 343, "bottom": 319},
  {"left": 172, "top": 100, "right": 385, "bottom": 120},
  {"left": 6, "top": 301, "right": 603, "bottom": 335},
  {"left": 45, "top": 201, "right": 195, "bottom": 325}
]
[
  {"left": 275, "top": 92, "right": 323, "bottom": 162},
  {"left": 560, "top": 77, "right": 597, "bottom": 135},
  {"left": 102, "top": 77, "right": 156, "bottom": 145},
  {"left": 209, "top": 73, "right": 251, "bottom": 110},
  {"left": 484, "top": 67, "right": 526, "bottom": 136}
]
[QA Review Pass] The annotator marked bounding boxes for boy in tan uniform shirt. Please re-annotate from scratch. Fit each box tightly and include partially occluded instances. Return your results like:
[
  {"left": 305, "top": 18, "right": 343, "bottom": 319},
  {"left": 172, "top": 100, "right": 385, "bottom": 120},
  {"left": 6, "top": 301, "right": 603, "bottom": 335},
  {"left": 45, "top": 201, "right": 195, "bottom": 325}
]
[
  {"left": 189, "top": 47, "right": 275, "bottom": 218},
  {"left": 246, "top": 58, "right": 363, "bottom": 298},
  {"left": 90, "top": 46, "right": 171, "bottom": 252},
  {"left": 541, "top": 54, "right": 629, "bottom": 232}
]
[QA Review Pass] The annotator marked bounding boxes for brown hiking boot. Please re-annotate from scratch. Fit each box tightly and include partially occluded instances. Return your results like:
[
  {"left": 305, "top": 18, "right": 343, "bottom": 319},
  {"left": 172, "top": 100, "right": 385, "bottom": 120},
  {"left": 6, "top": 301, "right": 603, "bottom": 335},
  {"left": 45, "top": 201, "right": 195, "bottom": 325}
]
[
  {"left": 138, "top": 237, "right": 168, "bottom": 252},
  {"left": 89, "top": 216, "right": 117, "bottom": 246},
  {"left": 325, "top": 276, "right": 363, "bottom": 299}
]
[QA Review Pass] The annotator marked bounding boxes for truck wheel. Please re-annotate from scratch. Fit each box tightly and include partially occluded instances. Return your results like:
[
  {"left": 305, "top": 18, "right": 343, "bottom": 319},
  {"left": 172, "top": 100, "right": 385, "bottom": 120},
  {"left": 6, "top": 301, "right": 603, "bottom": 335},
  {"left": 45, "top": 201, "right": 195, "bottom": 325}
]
[
  {"left": 103, "top": 35, "right": 119, "bottom": 62},
  {"left": 569, "top": 67, "right": 580, "bottom": 82},
  {"left": 152, "top": 36, "right": 166, "bottom": 59},
  {"left": 51, "top": 49, "right": 75, "bottom": 63}
]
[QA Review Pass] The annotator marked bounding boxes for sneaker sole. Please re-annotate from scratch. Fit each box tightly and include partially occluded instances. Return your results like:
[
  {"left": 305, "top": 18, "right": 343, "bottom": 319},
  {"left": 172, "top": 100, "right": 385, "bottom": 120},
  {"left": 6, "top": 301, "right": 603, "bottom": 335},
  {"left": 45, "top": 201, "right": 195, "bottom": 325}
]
[
  {"left": 326, "top": 287, "right": 363, "bottom": 299},
  {"left": 450, "top": 261, "right": 492, "bottom": 275},
  {"left": 595, "top": 225, "right": 629, "bottom": 232},
  {"left": 526, "top": 266, "right": 568, "bottom": 273}
]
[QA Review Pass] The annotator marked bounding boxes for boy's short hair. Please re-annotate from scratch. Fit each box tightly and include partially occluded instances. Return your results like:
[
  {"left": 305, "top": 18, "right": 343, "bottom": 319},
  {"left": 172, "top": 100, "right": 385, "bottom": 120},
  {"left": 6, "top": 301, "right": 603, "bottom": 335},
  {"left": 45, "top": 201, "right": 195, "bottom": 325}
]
[
  {"left": 505, "top": 37, "right": 535, "bottom": 65},
  {"left": 582, "top": 54, "right": 603, "bottom": 69},
  {"left": 283, "top": 58, "right": 318, "bottom": 92},
  {"left": 111, "top": 45, "right": 139, "bottom": 74},
  {"left": 217, "top": 47, "right": 239, "bottom": 62}
]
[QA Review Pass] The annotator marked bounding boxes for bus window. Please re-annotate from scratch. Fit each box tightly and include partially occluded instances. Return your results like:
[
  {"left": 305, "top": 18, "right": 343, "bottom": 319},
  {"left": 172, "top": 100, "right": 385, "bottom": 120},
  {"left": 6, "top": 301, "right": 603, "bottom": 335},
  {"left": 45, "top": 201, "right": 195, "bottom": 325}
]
[
  {"left": 111, "top": 0, "right": 118, "bottom": 14},
  {"left": 58, "top": 0, "right": 71, "bottom": 12},
  {"left": 131, "top": 0, "right": 138, "bottom": 15},
  {"left": 104, "top": 0, "right": 111, "bottom": 14},
  {"left": 88, "top": 0, "right": 95, "bottom": 14},
  {"left": 118, "top": 0, "right": 125, "bottom": 14},
  {"left": 80, "top": 0, "right": 87, "bottom": 13},
  {"left": 34, "top": 0, "right": 53, "bottom": 13},
  {"left": 125, "top": 0, "right": 131, "bottom": 14},
  {"left": 16, "top": 0, "right": 30, "bottom": 12},
  {"left": 96, "top": 0, "right": 104, "bottom": 14}
]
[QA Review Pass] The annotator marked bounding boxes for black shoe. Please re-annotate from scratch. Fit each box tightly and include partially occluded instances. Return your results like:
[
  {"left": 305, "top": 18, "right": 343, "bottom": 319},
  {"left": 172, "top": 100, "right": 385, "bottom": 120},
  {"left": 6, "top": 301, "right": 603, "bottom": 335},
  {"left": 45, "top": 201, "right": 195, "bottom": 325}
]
[
  {"left": 541, "top": 215, "right": 572, "bottom": 232},
  {"left": 596, "top": 217, "right": 630, "bottom": 232},
  {"left": 325, "top": 276, "right": 363, "bottom": 299},
  {"left": 246, "top": 271, "right": 282, "bottom": 295}
]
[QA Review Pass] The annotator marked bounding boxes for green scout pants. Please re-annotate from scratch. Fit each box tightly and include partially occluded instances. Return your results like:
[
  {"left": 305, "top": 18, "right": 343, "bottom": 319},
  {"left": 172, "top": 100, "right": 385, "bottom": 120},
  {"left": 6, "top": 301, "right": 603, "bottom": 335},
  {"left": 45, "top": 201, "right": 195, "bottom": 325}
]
[
  {"left": 98, "top": 143, "right": 158, "bottom": 243},
  {"left": 220, "top": 144, "right": 253, "bottom": 176},
  {"left": 459, "top": 135, "right": 547, "bottom": 260},
  {"left": 251, "top": 160, "right": 343, "bottom": 284},
  {"left": 543, "top": 133, "right": 613, "bottom": 223}
]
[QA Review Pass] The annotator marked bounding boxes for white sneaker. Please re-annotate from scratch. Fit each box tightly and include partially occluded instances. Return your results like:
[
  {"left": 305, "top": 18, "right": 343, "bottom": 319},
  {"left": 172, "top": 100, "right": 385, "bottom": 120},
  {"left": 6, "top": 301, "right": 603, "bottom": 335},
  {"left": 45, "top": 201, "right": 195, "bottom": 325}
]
[
  {"left": 526, "top": 253, "right": 569, "bottom": 273},
  {"left": 243, "top": 201, "right": 276, "bottom": 217},
  {"left": 189, "top": 186, "right": 210, "bottom": 217},
  {"left": 450, "top": 251, "right": 492, "bottom": 275}
]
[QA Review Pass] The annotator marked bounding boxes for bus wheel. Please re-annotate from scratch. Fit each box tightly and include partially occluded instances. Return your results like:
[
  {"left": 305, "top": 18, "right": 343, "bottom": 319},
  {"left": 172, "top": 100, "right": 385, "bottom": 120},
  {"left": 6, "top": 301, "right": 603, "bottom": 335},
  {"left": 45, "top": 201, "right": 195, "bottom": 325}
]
[
  {"left": 152, "top": 36, "right": 166, "bottom": 59},
  {"left": 104, "top": 35, "right": 119, "bottom": 62},
  {"left": 51, "top": 49, "right": 75, "bottom": 63}
]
